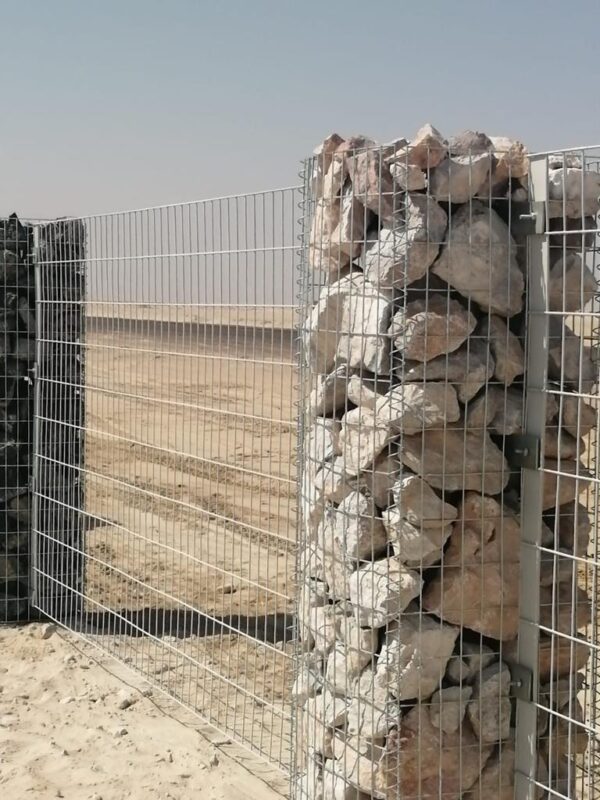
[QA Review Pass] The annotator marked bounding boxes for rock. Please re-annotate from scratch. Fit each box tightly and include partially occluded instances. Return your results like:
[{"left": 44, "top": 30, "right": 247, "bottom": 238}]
[
  {"left": 467, "top": 662, "right": 511, "bottom": 743},
  {"left": 338, "top": 408, "right": 393, "bottom": 476},
  {"left": 346, "top": 374, "right": 389, "bottom": 409},
  {"left": 548, "top": 319, "right": 596, "bottom": 390},
  {"left": 549, "top": 254, "right": 596, "bottom": 312},
  {"left": 423, "top": 494, "right": 520, "bottom": 640},
  {"left": 392, "top": 473, "right": 457, "bottom": 527},
  {"left": 40, "top": 622, "right": 57, "bottom": 640},
  {"left": 322, "top": 770, "right": 371, "bottom": 800},
  {"left": 329, "top": 185, "right": 368, "bottom": 260},
  {"left": 306, "top": 418, "right": 342, "bottom": 472},
  {"left": 314, "top": 453, "right": 399, "bottom": 508},
  {"left": 375, "top": 707, "right": 492, "bottom": 800},
  {"left": 489, "top": 136, "right": 529, "bottom": 181},
  {"left": 560, "top": 392, "right": 596, "bottom": 439},
  {"left": 350, "top": 556, "right": 422, "bottom": 628},
  {"left": 544, "top": 428, "right": 580, "bottom": 459},
  {"left": 303, "top": 282, "right": 347, "bottom": 372},
  {"left": 322, "top": 552, "right": 354, "bottom": 602},
  {"left": 293, "top": 656, "right": 322, "bottom": 704},
  {"left": 542, "top": 459, "right": 590, "bottom": 510},
  {"left": 547, "top": 167, "right": 600, "bottom": 218},
  {"left": 429, "top": 686, "right": 472, "bottom": 734},
  {"left": 446, "top": 641, "right": 496, "bottom": 685},
  {"left": 465, "top": 386, "right": 523, "bottom": 436},
  {"left": 402, "top": 123, "right": 447, "bottom": 170},
  {"left": 539, "top": 583, "right": 591, "bottom": 634},
  {"left": 448, "top": 130, "right": 493, "bottom": 156},
  {"left": 346, "top": 665, "right": 393, "bottom": 740},
  {"left": 311, "top": 133, "right": 346, "bottom": 196},
  {"left": 382, "top": 507, "right": 452, "bottom": 567},
  {"left": 317, "top": 491, "right": 387, "bottom": 562},
  {"left": 336, "top": 276, "right": 393, "bottom": 375},
  {"left": 325, "top": 643, "right": 371, "bottom": 694},
  {"left": 432, "top": 202, "right": 524, "bottom": 317},
  {"left": 399, "top": 339, "right": 494, "bottom": 403},
  {"left": 363, "top": 194, "right": 447, "bottom": 290},
  {"left": 299, "top": 603, "right": 345, "bottom": 656},
  {"left": 478, "top": 315, "right": 524, "bottom": 385},
  {"left": 113, "top": 727, "right": 128, "bottom": 738},
  {"left": 327, "top": 739, "right": 384, "bottom": 797},
  {"left": 315, "top": 456, "right": 356, "bottom": 504},
  {"left": 390, "top": 295, "right": 477, "bottom": 362},
  {"left": 309, "top": 196, "right": 347, "bottom": 275},
  {"left": 375, "top": 382, "right": 460, "bottom": 434},
  {"left": 399, "top": 426, "right": 510, "bottom": 495},
  {"left": 116, "top": 689, "right": 137, "bottom": 710},
  {"left": 388, "top": 161, "right": 426, "bottom": 191},
  {"left": 555, "top": 501, "right": 591, "bottom": 554},
  {"left": 376, "top": 608, "right": 458, "bottom": 700},
  {"left": 429, "top": 151, "right": 492, "bottom": 203},
  {"left": 304, "top": 689, "right": 351, "bottom": 730},
  {"left": 336, "top": 135, "right": 378, "bottom": 155},
  {"left": 347, "top": 149, "right": 396, "bottom": 221}
]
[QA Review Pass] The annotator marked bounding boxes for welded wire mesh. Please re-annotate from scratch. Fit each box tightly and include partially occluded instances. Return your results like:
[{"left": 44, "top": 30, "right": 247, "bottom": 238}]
[
  {"left": 529, "top": 146, "right": 600, "bottom": 800},
  {"left": 32, "top": 188, "right": 300, "bottom": 771},
  {"left": 295, "top": 134, "right": 561, "bottom": 799}
]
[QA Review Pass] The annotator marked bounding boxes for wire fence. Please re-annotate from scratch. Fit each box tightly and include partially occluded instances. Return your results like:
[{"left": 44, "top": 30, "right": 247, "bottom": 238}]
[{"left": 31, "top": 188, "right": 301, "bottom": 772}]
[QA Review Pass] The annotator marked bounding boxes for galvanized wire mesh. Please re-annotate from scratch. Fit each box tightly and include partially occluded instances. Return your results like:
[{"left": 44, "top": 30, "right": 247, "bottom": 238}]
[{"left": 31, "top": 188, "right": 300, "bottom": 771}]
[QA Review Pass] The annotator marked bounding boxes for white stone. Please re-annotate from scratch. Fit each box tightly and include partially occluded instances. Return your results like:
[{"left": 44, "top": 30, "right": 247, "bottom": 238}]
[
  {"left": 432, "top": 202, "right": 524, "bottom": 317},
  {"left": 292, "top": 654, "right": 323, "bottom": 705},
  {"left": 478, "top": 315, "right": 524, "bottom": 385},
  {"left": 467, "top": 662, "right": 511, "bottom": 743},
  {"left": 400, "top": 426, "right": 510, "bottom": 495},
  {"left": 363, "top": 194, "right": 447, "bottom": 290},
  {"left": 548, "top": 167, "right": 600, "bottom": 218},
  {"left": 322, "top": 551, "right": 354, "bottom": 602},
  {"left": 329, "top": 184, "right": 368, "bottom": 260},
  {"left": 336, "top": 276, "right": 393, "bottom": 375},
  {"left": 429, "top": 152, "right": 492, "bottom": 203},
  {"left": 400, "top": 338, "right": 494, "bottom": 403},
  {"left": 375, "top": 608, "right": 458, "bottom": 700},
  {"left": 304, "top": 282, "right": 347, "bottom": 373},
  {"left": 549, "top": 253, "right": 596, "bottom": 312},
  {"left": 401, "top": 123, "right": 447, "bottom": 170},
  {"left": 317, "top": 491, "right": 387, "bottom": 562},
  {"left": 338, "top": 408, "right": 393, "bottom": 477},
  {"left": 346, "top": 374, "right": 388, "bottom": 409},
  {"left": 308, "top": 366, "right": 353, "bottom": 417},
  {"left": 388, "top": 160, "right": 426, "bottom": 191},
  {"left": 346, "top": 665, "right": 393, "bottom": 741},
  {"left": 374, "top": 381, "right": 460, "bottom": 434},
  {"left": 446, "top": 641, "right": 496, "bottom": 685},
  {"left": 382, "top": 507, "right": 452, "bottom": 567},
  {"left": 311, "top": 133, "right": 346, "bottom": 196},
  {"left": 429, "top": 686, "right": 473, "bottom": 734},
  {"left": 350, "top": 557, "right": 422, "bottom": 628},
  {"left": 489, "top": 136, "right": 528, "bottom": 180},
  {"left": 306, "top": 418, "right": 342, "bottom": 475},
  {"left": 347, "top": 149, "right": 396, "bottom": 221},
  {"left": 390, "top": 294, "right": 477, "bottom": 362},
  {"left": 299, "top": 603, "right": 345, "bottom": 657},
  {"left": 392, "top": 473, "right": 457, "bottom": 527},
  {"left": 548, "top": 319, "right": 597, "bottom": 390},
  {"left": 314, "top": 453, "right": 399, "bottom": 508}
]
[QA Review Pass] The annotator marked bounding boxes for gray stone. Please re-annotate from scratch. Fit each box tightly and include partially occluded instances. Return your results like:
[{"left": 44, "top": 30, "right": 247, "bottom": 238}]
[
  {"left": 336, "top": 276, "right": 393, "bottom": 375},
  {"left": 375, "top": 607, "right": 458, "bottom": 700},
  {"left": 299, "top": 603, "right": 345, "bottom": 656},
  {"left": 556, "top": 501, "right": 591, "bottom": 554},
  {"left": 399, "top": 338, "right": 494, "bottom": 403},
  {"left": 401, "top": 123, "right": 447, "bottom": 170},
  {"left": 338, "top": 408, "right": 393, "bottom": 476},
  {"left": 311, "top": 133, "right": 346, "bottom": 196},
  {"left": 547, "top": 167, "right": 600, "bottom": 218},
  {"left": 303, "top": 281, "right": 347, "bottom": 373},
  {"left": 314, "top": 453, "right": 399, "bottom": 509},
  {"left": 429, "top": 152, "right": 492, "bottom": 203},
  {"left": 309, "top": 195, "right": 347, "bottom": 275},
  {"left": 306, "top": 418, "right": 342, "bottom": 474},
  {"left": 349, "top": 556, "right": 423, "bottom": 628},
  {"left": 542, "top": 459, "right": 591, "bottom": 510},
  {"left": 292, "top": 656, "right": 323, "bottom": 706},
  {"left": 548, "top": 319, "right": 597, "bottom": 390},
  {"left": 399, "top": 426, "right": 510, "bottom": 495},
  {"left": 392, "top": 473, "right": 457, "bottom": 527},
  {"left": 478, "top": 315, "right": 524, "bottom": 385},
  {"left": 465, "top": 386, "right": 523, "bottom": 436},
  {"left": 363, "top": 194, "right": 447, "bottom": 290},
  {"left": 346, "top": 374, "right": 388, "bottom": 409},
  {"left": 346, "top": 665, "right": 393, "bottom": 740},
  {"left": 388, "top": 160, "right": 426, "bottom": 191},
  {"left": 390, "top": 294, "right": 476, "bottom": 362},
  {"left": 347, "top": 150, "right": 396, "bottom": 221},
  {"left": 429, "top": 686, "right": 473, "bottom": 734},
  {"left": 432, "top": 202, "right": 524, "bottom": 317},
  {"left": 467, "top": 662, "right": 511, "bottom": 743},
  {"left": 446, "top": 641, "right": 496, "bottom": 685},
  {"left": 375, "top": 381, "right": 460, "bottom": 435},
  {"left": 322, "top": 552, "right": 354, "bottom": 603},
  {"left": 327, "top": 738, "right": 384, "bottom": 797},
  {"left": 329, "top": 185, "right": 368, "bottom": 260},
  {"left": 382, "top": 507, "right": 452, "bottom": 567},
  {"left": 549, "top": 253, "right": 596, "bottom": 312},
  {"left": 423, "top": 494, "right": 520, "bottom": 640},
  {"left": 560, "top": 392, "right": 596, "bottom": 438},
  {"left": 544, "top": 428, "right": 581, "bottom": 459},
  {"left": 317, "top": 491, "right": 387, "bottom": 562}
]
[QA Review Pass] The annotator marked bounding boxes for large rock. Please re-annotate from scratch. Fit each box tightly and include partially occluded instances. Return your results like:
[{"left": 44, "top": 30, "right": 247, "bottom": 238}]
[
  {"left": 346, "top": 665, "right": 394, "bottom": 741},
  {"left": 423, "top": 494, "right": 520, "bottom": 640},
  {"left": 465, "top": 386, "right": 523, "bottom": 436},
  {"left": 446, "top": 640, "right": 496, "bottom": 685},
  {"left": 363, "top": 194, "right": 447, "bottom": 290},
  {"left": 560, "top": 392, "right": 597, "bottom": 438},
  {"left": 338, "top": 408, "right": 394, "bottom": 476},
  {"left": 555, "top": 500, "right": 591, "bottom": 554},
  {"left": 311, "top": 133, "right": 346, "bottom": 196},
  {"left": 347, "top": 149, "right": 396, "bottom": 221},
  {"left": 316, "top": 491, "right": 387, "bottom": 562},
  {"left": 349, "top": 556, "right": 422, "bottom": 627},
  {"left": 314, "top": 453, "right": 399, "bottom": 509},
  {"left": 375, "top": 707, "right": 492, "bottom": 800},
  {"left": 429, "top": 686, "right": 472, "bottom": 734},
  {"left": 327, "top": 739, "right": 385, "bottom": 797},
  {"left": 329, "top": 185, "right": 368, "bottom": 260},
  {"left": 388, "top": 160, "right": 426, "bottom": 191},
  {"left": 303, "top": 281, "right": 347, "bottom": 372},
  {"left": 542, "top": 459, "right": 590, "bottom": 510},
  {"left": 382, "top": 507, "right": 452, "bottom": 567},
  {"left": 336, "top": 275, "right": 393, "bottom": 375},
  {"left": 539, "top": 582, "right": 591, "bottom": 634},
  {"left": 400, "top": 426, "right": 510, "bottom": 494},
  {"left": 548, "top": 319, "right": 597, "bottom": 390},
  {"left": 309, "top": 194, "right": 347, "bottom": 275},
  {"left": 400, "top": 123, "right": 447, "bottom": 170},
  {"left": 399, "top": 338, "right": 494, "bottom": 403},
  {"left": 390, "top": 295, "right": 477, "bottom": 362},
  {"left": 375, "top": 607, "right": 458, "bottom": 700},
  {"left": 467, "top": 662, "right": 511, "bottom": 743},
  {"left": 549, "top": 253, "right": 596, "bottom": 312},
  {"left": 292, "top": 653, "right": 323, "bottom": 705},
  {"left": 299, "top": 603, "right": 346, "bottom": 656},
  {"left": 489, "top": 136, "right": 528, "bottom": 182},
  {"left": 346, "top": 374, "right": 389, "bottom": 409},
  {"left": 429, "top": 151, "right": 492, "bottom": 203},
  {"left": 432, "top": 202, "right": 524, "bottom": 317},
  {"left": 306, "top": 418, "right": 342, "bottom": 475},
  {"left": 392, "top": 473, "right": 457, "bottom": 527},
  {"left": 374, "top": 382, "right": 460, "bottom": 434},
  {"left": 478, "top": 315, "right": 524, "bottom": 385},
  {"left": 547, "top": 167, "right": 600, "bottom": 218}
]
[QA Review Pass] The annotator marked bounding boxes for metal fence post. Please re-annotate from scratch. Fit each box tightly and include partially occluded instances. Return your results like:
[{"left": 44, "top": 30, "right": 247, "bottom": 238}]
[
  {"left": 29, "top": 223, "right": 42, "bottom": 612},
  {"left": 514, "top": 154, "right": 549, "bottom": 799}
]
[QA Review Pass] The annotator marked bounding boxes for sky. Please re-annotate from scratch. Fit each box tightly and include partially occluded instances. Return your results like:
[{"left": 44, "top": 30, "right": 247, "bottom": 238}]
[{"left": 2, "top": 0, "right": 600, "bottom": 219}]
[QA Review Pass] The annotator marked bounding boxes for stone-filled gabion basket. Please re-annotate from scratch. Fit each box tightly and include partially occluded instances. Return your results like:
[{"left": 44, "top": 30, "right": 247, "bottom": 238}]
[
  {"left": 296, "top": 126, "right": 599, "bottom": 799},
  {"left": 0, "top": 213, "right": 85, "bottom": 623}
]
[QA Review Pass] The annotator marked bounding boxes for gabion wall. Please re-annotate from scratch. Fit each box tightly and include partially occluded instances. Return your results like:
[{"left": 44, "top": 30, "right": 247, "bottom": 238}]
[
  {"left": 296, "top": 127, "right": 598, "bottom": 798},
  {"left": 0, "top": 215, "right": 84, "bottom": 622}
]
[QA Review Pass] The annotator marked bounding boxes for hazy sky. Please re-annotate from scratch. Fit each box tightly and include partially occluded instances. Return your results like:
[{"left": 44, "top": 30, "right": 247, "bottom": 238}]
[{"left": 3, "top": 0, "right": 599, "bottom": 219}]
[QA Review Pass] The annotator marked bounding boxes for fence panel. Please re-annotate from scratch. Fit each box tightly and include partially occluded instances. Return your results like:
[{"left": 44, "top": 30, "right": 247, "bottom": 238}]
[{"left": 31, "top": 188, "right": 301, "bottom": 772}]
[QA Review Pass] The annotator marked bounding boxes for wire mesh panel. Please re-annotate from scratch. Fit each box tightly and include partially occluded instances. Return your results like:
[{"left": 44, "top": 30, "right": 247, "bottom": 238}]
[
  {"left": 32, "top": 188, "right": 300, "bottom": 771},
  {"left": 295, "top": 131, "right": 536, "bottom": 799},
  {"left": 523, "top": 147, "right": 600, "bottom": 800}
]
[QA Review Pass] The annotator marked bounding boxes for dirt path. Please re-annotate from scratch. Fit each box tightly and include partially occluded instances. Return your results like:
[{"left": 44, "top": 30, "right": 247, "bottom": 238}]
[{"left": 0, "top": 623, "right": 288, "bottom": 800}]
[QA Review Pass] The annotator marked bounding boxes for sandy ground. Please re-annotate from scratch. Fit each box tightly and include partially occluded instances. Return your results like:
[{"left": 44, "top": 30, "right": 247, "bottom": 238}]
[{"left": 0, "top": 622, "right": 288, "bottom": 800}]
